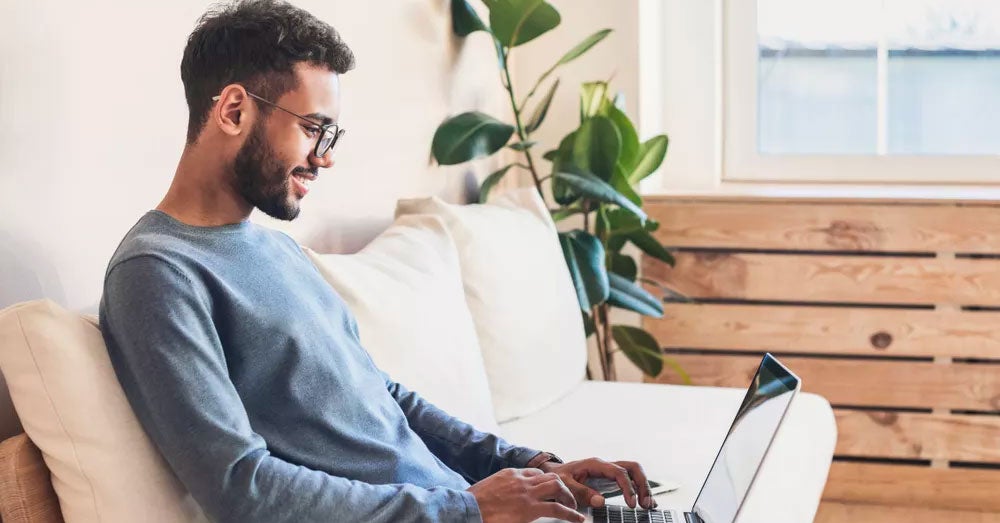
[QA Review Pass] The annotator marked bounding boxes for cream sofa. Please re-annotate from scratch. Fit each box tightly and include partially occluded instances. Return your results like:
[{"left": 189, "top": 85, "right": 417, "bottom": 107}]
[{"left": 0, "top": 189, "right": 837, "bottom": 522}]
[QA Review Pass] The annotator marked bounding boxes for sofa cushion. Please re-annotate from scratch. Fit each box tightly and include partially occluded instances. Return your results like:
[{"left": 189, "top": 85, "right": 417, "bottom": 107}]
[
  {"left": 498, "top": 381, "right": 837, "bottom": 523},
  {"left": 0, "top": 300, "right": 208, "bottom": 522},
  {"left": 302, "top": 214, "right": 501, "bottom": 434},
  {"left": 0, "top": 433, "right": 62, "bottom": 523},
  {"left": 395, "top": 188, "right": 588, "bottom": 423}
]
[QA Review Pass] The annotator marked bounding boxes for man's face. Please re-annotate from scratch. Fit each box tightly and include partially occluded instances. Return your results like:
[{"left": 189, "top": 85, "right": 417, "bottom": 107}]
[{"left": 232, "top": 64, "right": 341, "bottom": 221}]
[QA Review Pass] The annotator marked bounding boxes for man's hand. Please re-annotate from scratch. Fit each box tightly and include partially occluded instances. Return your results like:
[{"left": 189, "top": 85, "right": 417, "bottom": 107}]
[
  {"left": 538, "top": 458, "right": 656, "bottom": 510},
  {"left": 468, "top": 468, "right": 585, "bottom": 523}
]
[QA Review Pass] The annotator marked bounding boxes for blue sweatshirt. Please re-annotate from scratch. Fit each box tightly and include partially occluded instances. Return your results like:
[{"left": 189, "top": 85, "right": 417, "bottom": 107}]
[{"left": 98, "top": 210, "right": 542, "bottom": 522}]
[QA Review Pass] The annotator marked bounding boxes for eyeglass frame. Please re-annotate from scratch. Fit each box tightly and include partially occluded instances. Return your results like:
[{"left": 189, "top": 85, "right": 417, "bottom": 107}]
[{"left": 211, "top": 90, "right": 345, "bottom": 158}]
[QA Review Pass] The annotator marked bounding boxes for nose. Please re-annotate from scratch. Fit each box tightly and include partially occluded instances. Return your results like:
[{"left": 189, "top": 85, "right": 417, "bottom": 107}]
[{"left": 310, "top": 149, "right": 335, "bottom": 169}]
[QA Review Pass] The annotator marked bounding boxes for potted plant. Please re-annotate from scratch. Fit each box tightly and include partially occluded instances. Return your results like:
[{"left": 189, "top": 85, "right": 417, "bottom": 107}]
[{"left": 432, "top": 0, "right": 687, "bottom": 382}]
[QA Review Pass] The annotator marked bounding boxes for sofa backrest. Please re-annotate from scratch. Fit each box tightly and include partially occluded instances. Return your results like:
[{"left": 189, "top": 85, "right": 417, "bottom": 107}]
[{"left": 396, "top": 188, "right": 588, "bottom": 422}]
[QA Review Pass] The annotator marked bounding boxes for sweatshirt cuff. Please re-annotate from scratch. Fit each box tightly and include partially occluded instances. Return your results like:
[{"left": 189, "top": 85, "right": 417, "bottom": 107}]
[
  {"left": 507, "top": 446, "right": 547, "bottom": 469},
  {"left": 459, "top": 489, "right": 482, "bottom": 522}
]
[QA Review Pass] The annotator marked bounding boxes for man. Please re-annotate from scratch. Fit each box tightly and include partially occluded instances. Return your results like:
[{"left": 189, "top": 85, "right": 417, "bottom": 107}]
[{"left": 99, "top": 1, "right": 656, "bottom": 521}]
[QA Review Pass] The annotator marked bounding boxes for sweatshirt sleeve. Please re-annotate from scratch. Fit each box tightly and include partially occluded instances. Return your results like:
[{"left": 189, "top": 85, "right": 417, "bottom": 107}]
[
  {"left": 380, "top": 372, "right": 544, "bottom": 483},
  {"left": 100, "top": 255, "right": 481, "bottom": 523}
]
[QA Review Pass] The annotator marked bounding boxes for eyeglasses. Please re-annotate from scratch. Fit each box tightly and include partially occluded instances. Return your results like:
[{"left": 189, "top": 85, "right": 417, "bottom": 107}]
[{"left": 211, "top": 90, "right": 345, "bottom": 158}]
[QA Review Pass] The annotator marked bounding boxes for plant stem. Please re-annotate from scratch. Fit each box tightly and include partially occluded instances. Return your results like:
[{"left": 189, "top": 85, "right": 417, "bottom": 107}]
[
  {"left": 600, "top": 303, "right": 616, "bottom": 381},
  {"left": 498, "top": 45, "right": 544, "bottom": 198}
]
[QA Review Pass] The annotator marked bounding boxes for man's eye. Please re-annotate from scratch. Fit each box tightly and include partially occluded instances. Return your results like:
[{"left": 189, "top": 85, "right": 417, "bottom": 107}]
[{"left": 304, "top": 126, "right": 320, "bottom": 137}]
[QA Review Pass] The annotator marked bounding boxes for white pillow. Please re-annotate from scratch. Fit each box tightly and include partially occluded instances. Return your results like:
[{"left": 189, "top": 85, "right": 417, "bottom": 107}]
[
  {"left": 302, "top": 214, "right": 502, "bottom": 434},
  {"left": 395, "top": 188, "right": 587, "bottom": 422},
  {"left": 0, "top": 300, "right": 208, "bottom": 522}
]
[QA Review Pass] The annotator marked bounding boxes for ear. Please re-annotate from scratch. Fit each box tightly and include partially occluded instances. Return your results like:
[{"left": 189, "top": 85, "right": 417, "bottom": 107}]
[{"left": 211, "top": 86, "right": 253, "bottom": 137}]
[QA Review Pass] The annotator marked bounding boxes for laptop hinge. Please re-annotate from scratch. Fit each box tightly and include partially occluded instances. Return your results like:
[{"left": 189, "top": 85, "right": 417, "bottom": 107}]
[{"left": 684, "top": 512, "right": 705, "bottom": 523}]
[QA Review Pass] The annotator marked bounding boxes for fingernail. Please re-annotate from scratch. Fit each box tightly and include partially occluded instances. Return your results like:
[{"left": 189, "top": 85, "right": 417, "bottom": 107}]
[
  {"left": 591, "top": 494, "right": 605, "bottom": 507},
  {"left": 644, "top": 496, "right": 653, "bottom": 508}
]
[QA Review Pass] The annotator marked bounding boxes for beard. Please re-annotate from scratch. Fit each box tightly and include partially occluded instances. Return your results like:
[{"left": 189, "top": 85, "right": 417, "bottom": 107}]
[{"left": 232, "top": 120, "right": 309, "bottom": 221}]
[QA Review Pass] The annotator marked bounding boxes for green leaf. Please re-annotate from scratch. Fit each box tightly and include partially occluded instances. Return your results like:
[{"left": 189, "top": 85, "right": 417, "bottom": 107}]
[
  {"left": 639, "top": 277, "right": 691, "bottom": 303},
  {"left": 554, "top": 167, "right": 646, "bottom": 222},
  {"left": 542, "top": 149, "right": 558, "bottom": 161},
  {"left": 558, "top": 230, "right": 610, "bottom": 310},
  {"left": 572, "top": 115, "right": 621, "bottom": 181},
  {"left": 604, "top": 208, "right": 644, "bottom": 236},
  {"left": 550, "top": 132, "right": 580, "bottom": 205},
  {"left": 432, "top": 112, "right": 515, "bottom": 165},
  {"left": 580, "top": 81, "right": 609, "bottom": 121},
  {"left": 604, "top": 101, "right": 640, "bottom": 172},
  {"left": 508, "top": 141, "right": 537, "bottom": 151},
  {"left": 550, "top": 205, "right": 584, "bottom": 222},
  {"left": 611, "top": 164, "right": 642, "bottom": 207},
  {"left": 525, "top": 78, "right": 559, "bottom": 134},
  {"left": 582, "top": 311, "right": 596, "bottom": 337},
  {"left": 627, "top": 135, "right": 669, "bottom": 184},
  {"left": 607, "top": 235, "right": 627, "bottom": 252},
  {"left": 557, "top": 28, "right": 612, "bottom": 65},
  {"left": 479, "top": 164, "right": 515, "bottom": 203},
  {"left": 608, "top": 252, "right": 637, "bottom": 281},
  {"left": 629, "top": 229, "right": 675, "bottom": 266},
  {"left": 607, "top": 272, "right": 664, "bottom": 317},
  {"left": 451, "top": 0, "right": 488, "bottom": 36},
  {"left": 486, "top": 0, "right": 561, "bottom": 48},
  {"left": 662, "top": 356, "right": 692, "bottom": 384},
  {"left": 611, "top": 325, "right": 664, "bottom": 377}
]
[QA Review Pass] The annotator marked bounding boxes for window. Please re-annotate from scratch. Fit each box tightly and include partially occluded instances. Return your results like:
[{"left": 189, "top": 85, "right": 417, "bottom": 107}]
[{"left": 640, "top": 0, "right": 1000, "bottom": 192}]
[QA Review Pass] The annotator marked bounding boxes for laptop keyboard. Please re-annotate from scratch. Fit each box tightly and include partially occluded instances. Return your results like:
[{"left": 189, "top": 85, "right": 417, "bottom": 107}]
[{"left": 591, "top": 506, "right": 674, "bottom": 523}]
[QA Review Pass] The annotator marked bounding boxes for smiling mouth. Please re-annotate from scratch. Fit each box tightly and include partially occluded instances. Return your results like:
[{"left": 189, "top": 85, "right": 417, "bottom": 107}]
[{"left": 291, "top": 170, "right": 317, "bottom": 196}]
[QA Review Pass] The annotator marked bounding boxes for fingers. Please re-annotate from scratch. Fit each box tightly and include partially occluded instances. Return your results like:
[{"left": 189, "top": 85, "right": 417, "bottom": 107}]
[
  {"left": 614, "top": 461, "right": 655, "bottom": 509},
  {"left": 520, "top": 467, "right": 545, "bottom": 477},
  {"left": 601, "top": 462, "right": 637, "bottom": 508},
  {"left": 530, "top": 473, "right": 578, "bottom": 510},
  {"left": 565, "top": 477, "right": 606, "bottom": 508},
  {"left": 532, "top": 502, "right": 586, "bottom": 523}
]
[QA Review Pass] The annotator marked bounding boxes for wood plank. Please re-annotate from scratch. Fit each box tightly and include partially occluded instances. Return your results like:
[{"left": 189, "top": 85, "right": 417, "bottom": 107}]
[
  {"left": 816, "top": 501, "right": 1000, "bottom": 523},
  {"left": 824, "top": 462, "right": 1000, "bottom": 511},
  {"left": 646, "top": 200, "right": 1000, "bottom": 253},
  {"left": 834, "top": 410, "right": 1000, "bottom": 463},
  {"left": 644, "top": 253, "right": 1000, "bottom": 305},
  {"left": 645, "top": 303, "right": 1000, "bottom": 359},
  {"left": 648, "top": 354, "right": 1000, "bottom": 411}
]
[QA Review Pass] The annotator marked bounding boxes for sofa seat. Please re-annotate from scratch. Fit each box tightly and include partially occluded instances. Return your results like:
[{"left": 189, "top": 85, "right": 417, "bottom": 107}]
[{"left": 499, "top": 380, "right": 836, "bottom": 523}]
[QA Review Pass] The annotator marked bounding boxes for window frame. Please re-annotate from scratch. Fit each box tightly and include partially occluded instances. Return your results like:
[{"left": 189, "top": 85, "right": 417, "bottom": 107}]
[{"left": 638, "top": 0, "right": 1000, "bottom": 198}]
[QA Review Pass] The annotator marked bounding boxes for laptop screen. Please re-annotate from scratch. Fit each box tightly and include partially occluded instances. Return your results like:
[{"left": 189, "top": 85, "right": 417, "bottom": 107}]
[{"left": 690, "top": 354, "right": 800, "bottom": 523}]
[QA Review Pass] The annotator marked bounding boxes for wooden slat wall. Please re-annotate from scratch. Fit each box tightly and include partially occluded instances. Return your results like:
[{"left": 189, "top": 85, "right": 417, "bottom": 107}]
[{"left": 641, "top": 196, "right": 1000, "bottom": 512}]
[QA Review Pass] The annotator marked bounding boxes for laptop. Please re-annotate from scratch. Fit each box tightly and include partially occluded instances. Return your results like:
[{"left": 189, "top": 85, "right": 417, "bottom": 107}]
[{"left": 544, "top": 353, "right": 801, "bottom": 523}]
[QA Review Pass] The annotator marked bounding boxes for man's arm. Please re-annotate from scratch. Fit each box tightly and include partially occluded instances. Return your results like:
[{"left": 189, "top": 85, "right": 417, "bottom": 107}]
[
  {"left": 380, "top": 372, "right": 548, "bottom": 482},
  {"left": 101, "top": 256, "right": 479, "bottom": 523}
]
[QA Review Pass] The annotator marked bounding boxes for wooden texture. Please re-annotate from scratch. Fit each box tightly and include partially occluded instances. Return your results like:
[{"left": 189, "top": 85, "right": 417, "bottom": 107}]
[
  {"left": 640, "top": 198, "right": 1000, "bottom": 513},
  {"left": 647, "top": 198, "right": 1000, "bottom": 253},
  {"left": 652, "top": 353, "right": 1000, "bottom": 411},
  {"left": 834, "top": 410, "right": 1000, "bottom": 463},
  {"left": 825, "top": 462, "right": 1000, "bottom": 511},
  {"left": 649, "top": 303, "right": 1000, "bottom": 358},
  {"left": 644, "top": 252, "right": 1000, "bottom": 306},
  {"left": 815, "top": 501, "right": 1000, "bottom": 523}
]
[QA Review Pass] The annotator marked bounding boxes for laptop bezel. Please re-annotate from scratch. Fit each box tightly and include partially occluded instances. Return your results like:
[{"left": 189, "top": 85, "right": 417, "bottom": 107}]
[{"left": 688, "top": 353, "right": 802, "bottom": 523}]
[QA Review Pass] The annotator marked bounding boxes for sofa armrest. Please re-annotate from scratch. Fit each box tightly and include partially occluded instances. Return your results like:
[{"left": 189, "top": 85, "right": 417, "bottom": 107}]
[{"left": 0, "top": 433, "right": 63, "bottom": 523}]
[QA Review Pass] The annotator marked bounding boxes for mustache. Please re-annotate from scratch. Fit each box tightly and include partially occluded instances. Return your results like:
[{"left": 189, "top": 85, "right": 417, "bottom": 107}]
[{"left": 292, "top": 167, "right": 318, "bottom": 178}]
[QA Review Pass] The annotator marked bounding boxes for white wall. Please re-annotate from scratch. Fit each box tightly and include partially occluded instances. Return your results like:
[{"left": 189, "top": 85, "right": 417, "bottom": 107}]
[
  {"left": 508, "top": 1, "right": 645, "bottom": 382},
  {"left": 0, "top": 0, "right": 506, "bottom": 312}
]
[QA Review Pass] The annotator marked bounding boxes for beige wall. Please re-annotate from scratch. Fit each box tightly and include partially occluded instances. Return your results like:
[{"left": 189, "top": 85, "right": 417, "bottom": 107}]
[
  {"left": 508, "top": 1, "right": 644, "bottom": 381},
  {"left": 0, "top": 0, "right": 505, "bottom": 312},
  {"left": 510, "top": 0, "right": 640, "bottom": 180}
]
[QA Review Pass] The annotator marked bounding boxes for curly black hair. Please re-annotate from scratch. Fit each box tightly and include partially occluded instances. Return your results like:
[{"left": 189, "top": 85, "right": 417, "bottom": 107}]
[{"left": 181, "top": 0, "right": 356, "bottom": 144}]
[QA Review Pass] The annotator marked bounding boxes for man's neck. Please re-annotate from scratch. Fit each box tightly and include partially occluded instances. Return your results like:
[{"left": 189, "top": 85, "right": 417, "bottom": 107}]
[{"left": 157, "top": 145, "right": 253, "bottom": 227}]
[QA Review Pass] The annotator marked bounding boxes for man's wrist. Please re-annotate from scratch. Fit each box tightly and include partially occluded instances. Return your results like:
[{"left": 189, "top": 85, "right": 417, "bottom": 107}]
[{"left": 525, "top": 451, "right": 563, "bottom": 470}]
